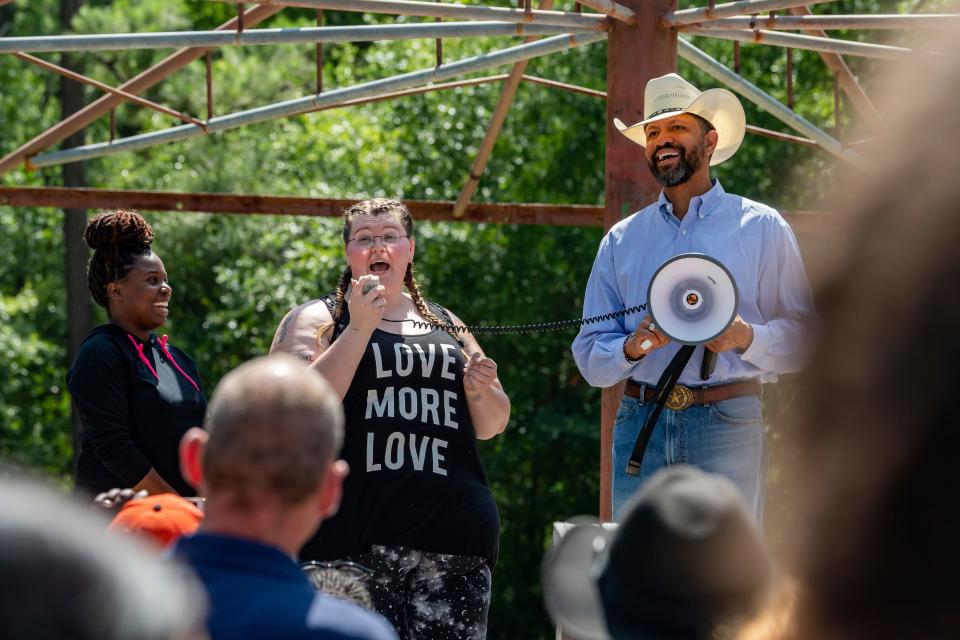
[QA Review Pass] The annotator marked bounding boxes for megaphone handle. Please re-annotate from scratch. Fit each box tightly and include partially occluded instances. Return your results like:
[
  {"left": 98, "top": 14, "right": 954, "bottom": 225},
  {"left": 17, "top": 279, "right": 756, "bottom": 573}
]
[
  {"left": 626, "top": 344, "right": 696, "bottom": 476},
  {"left": 700, "top": 347, "right": 717, "bottom": 381}
]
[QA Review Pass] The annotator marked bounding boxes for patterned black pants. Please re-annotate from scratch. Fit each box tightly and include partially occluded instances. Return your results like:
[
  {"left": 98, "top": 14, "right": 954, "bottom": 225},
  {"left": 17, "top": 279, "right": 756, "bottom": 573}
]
[{"left": 346, "top": 544, "right": 491, "bottom": 640}]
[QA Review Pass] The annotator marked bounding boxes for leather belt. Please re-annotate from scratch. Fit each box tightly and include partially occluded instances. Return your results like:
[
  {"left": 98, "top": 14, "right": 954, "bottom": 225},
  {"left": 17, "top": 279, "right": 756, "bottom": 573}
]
[{"left": 624, "top": 379, "right": 761, "bottom": 411}]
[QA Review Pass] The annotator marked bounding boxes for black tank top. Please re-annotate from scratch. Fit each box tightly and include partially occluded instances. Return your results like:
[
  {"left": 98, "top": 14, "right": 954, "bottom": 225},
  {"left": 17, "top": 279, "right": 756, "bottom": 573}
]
[{"left": 300, "top": 298, "right": 500, "bottom": 567}]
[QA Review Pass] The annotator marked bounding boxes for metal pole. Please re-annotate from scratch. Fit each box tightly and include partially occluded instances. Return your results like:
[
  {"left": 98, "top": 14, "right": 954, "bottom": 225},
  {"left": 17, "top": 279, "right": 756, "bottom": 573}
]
[
  {"left": 787, "top": 5, "right": 886, "bottom": 135},
  {"left": 207, "top": 0, "right": 609, "bottom": 30},
  {"left": 573, "top": 0, "right": 638, "bottom": 24},
  {"left": 518, "top": 75, "right": 814, "bottom": 146},
  {"left": 0, "top": 22, "right": 599, "bottom": 54},
  {"left": 662, "top": 0, "right": 837, "bottom": 27},
  {"left": 0, "top": 4, "right": 283, "bottom": 177},
  {"left": 693, "top": 28, "right": 917, "bottom": 61},
  {"left": 521, "top": 74, "right": 607, "bottom": 98},
  {"left": 452, "top": 0, "right": 556, "bottom": 219},
  {"left": 516, "top": 75, "right": 815, "bottom": 146},
  {"left": 599, "top": 0, "right": 677, "bottom": 522},
  {"left": 677, "top": 38, "right": 867, "bottom": 167},
  {"left": 677, "top": 13, "right": 960, "bottom": 31},
  {"left": 30, "top": 32, "right": 607, "bottom": 169},
  {"left": 11, "top": 52, "right": 206, "bottom": 128},
  {"left": 205, "top": 52, "right": 214, "bottom": 120},
  {"left": 307, "top": 74, "right": 512, "bottom": 113},
  {"left": 316, "top": 9, "right": 324, "bottom": 94}
]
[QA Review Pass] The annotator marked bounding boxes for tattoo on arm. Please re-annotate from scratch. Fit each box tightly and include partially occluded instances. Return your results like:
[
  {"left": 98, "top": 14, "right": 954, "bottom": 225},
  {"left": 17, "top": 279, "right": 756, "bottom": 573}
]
[
  {"left": 299, "top": 351, "right": 315, "bottom": 362},
  {"left": 271, "top": 312, "right": 295, "bottom": 351},
  {"left": 270, "top": 301, "right": 320, "bottom": 352}
]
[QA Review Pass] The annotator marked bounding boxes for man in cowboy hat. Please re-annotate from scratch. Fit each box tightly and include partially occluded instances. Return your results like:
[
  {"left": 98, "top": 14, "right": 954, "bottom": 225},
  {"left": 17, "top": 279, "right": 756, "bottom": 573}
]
[
  {"left": 542, "top": 466, "right": 772, "bottom": 640},
  {"left": 572, "top": 73, "right": 815, "bottom": 520}
]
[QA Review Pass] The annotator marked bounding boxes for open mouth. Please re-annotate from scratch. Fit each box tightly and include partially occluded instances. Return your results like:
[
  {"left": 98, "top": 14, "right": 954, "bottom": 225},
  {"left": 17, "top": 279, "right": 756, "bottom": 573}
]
[
  {"left": 656, "top": 149, "right": 681, "bottom": 164},
  {"left": 369, "top": 260, "right": 390, "bottom": 274},
  {"left": 153, "top": 301, "right": 169, "bottom": 315}
]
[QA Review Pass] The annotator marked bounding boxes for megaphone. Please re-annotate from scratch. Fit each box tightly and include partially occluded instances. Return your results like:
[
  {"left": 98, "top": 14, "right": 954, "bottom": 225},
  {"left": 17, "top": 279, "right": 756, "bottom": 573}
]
[
  {"left": 626, "top": 254, "right": 739, "bottom": 477},
  {"left": 647, "top": 253, "right": 739, "bottom": 345}
]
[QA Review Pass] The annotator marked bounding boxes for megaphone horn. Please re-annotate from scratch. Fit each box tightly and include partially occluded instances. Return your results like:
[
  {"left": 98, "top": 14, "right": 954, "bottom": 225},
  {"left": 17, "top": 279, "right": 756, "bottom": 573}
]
[{"left": 647, "top": 253, "right": 739, "bottom": 346}]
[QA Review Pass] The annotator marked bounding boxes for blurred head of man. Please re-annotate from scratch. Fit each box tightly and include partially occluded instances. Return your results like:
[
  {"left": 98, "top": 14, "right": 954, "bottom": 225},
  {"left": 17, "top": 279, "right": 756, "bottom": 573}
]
[
  {"left": 0, "top": 475, "right": 207, "bottom": 640},
  {"left": 543, "top": 466, "right": 771, "bottom": 640},
  {"left": 179, "top": 354, "right": 348, "bottom": 556}
]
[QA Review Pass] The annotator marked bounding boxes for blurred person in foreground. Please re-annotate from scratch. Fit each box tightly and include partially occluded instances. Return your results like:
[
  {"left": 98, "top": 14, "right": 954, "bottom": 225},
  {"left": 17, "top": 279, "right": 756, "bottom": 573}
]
[
  {"left": 543, "top": 465, "right": 771, "bottom": 639},
  {"left": 173, "top": 354, "right": 396, "bottom": 640},
  {"left": 771, "top": 33, "right": 960, "bottom": 640},
  {"left": 0, "top": 475, "right": 206, "bottom": 640}
]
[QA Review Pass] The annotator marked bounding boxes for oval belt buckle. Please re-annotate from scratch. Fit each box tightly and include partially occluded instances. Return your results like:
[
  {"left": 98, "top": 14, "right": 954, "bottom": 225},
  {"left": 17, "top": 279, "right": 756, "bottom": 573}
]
[{"left": 665, "top": 384, "right": 695, "bottom": 411}]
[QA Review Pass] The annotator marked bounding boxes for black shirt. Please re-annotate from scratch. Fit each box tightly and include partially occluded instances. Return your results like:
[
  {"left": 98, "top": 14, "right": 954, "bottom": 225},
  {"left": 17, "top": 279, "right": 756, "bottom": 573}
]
[
  {"left": 67, "top": 323, "right": 206, "bottom": 496},
  {"left": 301, "top": 300, "right": 500, "bottom": 567}
]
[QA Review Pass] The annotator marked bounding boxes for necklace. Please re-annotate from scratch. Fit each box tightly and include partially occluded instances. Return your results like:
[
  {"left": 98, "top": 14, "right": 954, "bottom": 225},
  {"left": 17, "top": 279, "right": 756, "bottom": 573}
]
[{"left": 380, "top": 317, "right": 410, "bottom": 323}]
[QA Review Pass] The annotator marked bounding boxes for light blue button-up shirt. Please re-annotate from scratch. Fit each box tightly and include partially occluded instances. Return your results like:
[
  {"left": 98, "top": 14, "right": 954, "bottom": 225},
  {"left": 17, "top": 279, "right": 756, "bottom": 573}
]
[{"left": 572, "top": 180, "right": 815, "bottom": 388}]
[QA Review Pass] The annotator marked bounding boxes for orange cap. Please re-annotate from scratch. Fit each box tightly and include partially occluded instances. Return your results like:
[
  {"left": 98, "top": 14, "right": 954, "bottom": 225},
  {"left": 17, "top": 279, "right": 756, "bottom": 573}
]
[{"left": 108, "top": 493, "right": 203, "bottom": 548}]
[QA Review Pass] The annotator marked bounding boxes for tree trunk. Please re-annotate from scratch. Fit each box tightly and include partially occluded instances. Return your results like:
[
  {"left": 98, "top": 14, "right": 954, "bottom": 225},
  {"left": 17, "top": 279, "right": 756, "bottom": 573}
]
[{"left": 59, "top": 0, "right": 93, "bottom": 465}]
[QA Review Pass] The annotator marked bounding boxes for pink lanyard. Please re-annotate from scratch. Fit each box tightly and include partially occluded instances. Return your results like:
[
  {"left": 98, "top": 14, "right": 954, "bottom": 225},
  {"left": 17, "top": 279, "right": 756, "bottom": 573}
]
[{"left": 126, "top": 334, "right": 200, "bottom": 392}]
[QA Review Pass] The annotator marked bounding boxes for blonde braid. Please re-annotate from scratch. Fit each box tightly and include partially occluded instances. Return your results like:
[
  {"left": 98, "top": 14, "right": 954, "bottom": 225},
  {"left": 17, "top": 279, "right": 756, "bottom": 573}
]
[
  {"left": 404, "top": 263, "right": 463, "bottom": 343},
  {"left": 333, "top": 267, "right": 352, "bottom": 324}
]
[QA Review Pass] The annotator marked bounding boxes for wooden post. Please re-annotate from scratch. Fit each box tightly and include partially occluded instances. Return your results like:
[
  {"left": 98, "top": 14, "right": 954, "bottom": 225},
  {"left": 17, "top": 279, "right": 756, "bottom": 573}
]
[{"left": 601, "top": 0, "right": 676, "bottom": 521}]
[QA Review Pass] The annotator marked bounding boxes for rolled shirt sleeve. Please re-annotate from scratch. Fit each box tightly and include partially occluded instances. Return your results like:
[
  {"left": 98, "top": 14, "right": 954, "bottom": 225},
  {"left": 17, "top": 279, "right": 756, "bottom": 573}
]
[
  {"left": 572, "top": 233, "right": 639, "bottom": 388},
  {"left": 740, "top": 216, "right": 816, "bottom": 374}
]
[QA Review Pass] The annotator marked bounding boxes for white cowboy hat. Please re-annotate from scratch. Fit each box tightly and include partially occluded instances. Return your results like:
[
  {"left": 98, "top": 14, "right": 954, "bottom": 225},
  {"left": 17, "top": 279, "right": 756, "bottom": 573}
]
[{"left": 613, "top": 73, "right": 746, "bottom": 166}]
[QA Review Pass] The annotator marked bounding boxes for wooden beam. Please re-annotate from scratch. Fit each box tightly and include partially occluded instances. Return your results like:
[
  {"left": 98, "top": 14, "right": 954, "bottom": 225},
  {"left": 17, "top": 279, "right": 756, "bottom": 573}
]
[
  {"left": 0, "top": 187, "right": 605, "bottom": 226},
  {"left": 452, "top": 0, "right": 556, "bottom": 218},
  {"left": 0, "top": 186, "right": 825, "bottom": 227}
]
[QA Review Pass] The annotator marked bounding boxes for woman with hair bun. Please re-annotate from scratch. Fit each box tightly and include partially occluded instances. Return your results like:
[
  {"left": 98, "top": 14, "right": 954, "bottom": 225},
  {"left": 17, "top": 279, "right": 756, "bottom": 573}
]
[
  {"left": 272, "top": 198, "right": 509, "bottom": 640},
  {"left": 68, "top": 210, "right": 205, "bottom": 497}
]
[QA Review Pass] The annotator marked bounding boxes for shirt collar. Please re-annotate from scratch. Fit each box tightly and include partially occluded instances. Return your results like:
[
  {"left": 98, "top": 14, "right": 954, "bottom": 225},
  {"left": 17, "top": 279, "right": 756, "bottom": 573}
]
[
  {"left": 657, "top": 179, "right": 725, "bottom": 222},
  {"left": 173, "top": 532, "right": 305, "bottom": 582}
]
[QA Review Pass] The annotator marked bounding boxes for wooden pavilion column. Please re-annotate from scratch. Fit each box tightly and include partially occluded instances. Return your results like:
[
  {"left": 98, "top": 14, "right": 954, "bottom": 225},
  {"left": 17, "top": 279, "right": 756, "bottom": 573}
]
[{"left": 600, "top": 0, "right": 676, "bottom": 521}]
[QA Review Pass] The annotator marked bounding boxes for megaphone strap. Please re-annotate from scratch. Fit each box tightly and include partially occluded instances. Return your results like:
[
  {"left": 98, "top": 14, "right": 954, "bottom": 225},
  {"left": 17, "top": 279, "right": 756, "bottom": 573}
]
[{"left": 625, "top": 344, "right": 696, "bottom": 477}]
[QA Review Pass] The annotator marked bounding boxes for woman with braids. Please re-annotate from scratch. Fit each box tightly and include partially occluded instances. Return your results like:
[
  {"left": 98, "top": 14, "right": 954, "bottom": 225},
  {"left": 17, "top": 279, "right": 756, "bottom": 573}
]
[
  {"left": 271, "top": 198, "right": 509, "bottom": 640},
  {"left": 68, "top": 210, "right": 205, "bottom": 497}
]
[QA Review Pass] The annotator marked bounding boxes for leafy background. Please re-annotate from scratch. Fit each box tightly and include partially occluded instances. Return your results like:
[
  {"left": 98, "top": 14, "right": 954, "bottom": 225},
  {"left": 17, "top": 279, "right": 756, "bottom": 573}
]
[{"left": 0, "top": 0, "right": 935, "bottom": 636}]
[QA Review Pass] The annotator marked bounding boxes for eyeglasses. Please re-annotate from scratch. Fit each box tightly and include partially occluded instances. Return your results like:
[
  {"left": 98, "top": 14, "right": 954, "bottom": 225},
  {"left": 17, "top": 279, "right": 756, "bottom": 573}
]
[
  {"left": 348, "top": 233, "right": 407, "bottom": 249},
  {"left": 300, "top": 560, "right": 373, "bottom": 582}
]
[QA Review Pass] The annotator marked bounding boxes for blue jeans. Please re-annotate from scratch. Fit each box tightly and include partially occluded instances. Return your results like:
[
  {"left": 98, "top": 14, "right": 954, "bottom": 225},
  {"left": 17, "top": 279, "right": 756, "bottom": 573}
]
[{"left": 611, "top": 386, "right": 766, "bottom": 521}]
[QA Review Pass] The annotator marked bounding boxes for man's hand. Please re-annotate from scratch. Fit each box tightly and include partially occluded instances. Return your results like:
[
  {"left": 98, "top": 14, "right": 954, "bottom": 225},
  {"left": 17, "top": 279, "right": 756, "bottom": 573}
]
[
  {"left": 704, "top": 315, "right": 754, "bottom": 353},
  {"left": 625, "top": 315, "right": 670, "bottom": 360}
]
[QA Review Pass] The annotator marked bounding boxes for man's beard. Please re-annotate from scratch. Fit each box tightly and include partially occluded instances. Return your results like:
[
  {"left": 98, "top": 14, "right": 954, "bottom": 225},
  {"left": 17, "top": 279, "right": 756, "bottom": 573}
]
[{"left": 647, "top": 139, "right": 706, "bottom": 187}]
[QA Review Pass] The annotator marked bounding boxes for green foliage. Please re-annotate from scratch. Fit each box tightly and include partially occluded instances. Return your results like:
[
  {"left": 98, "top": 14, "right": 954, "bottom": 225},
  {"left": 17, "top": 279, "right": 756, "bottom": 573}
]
[
  {"left": 0, "top": 287, "right": 72, "bottom": 478},
  {"left": 0, "top": 0, "right": 913, "bottom": 636}
]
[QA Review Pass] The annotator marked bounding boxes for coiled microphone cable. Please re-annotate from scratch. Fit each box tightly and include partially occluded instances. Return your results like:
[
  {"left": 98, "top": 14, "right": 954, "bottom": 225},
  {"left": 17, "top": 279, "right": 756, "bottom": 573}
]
[{"left": 399, "top": 304, "right": 649, "bottom": 335}]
